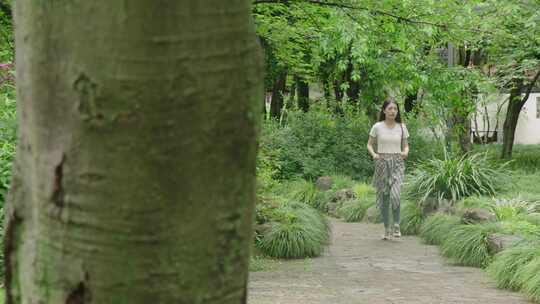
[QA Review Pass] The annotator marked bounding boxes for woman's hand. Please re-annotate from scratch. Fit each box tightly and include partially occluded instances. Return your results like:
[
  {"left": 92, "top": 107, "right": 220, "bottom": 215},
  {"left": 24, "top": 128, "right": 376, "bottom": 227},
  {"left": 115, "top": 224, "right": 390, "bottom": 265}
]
[
  {"left": 401, "top": 152, "right": 408, "bottom": 160},
  {"left": 372, "top": 153, "right": 380, "bottom": 160}
]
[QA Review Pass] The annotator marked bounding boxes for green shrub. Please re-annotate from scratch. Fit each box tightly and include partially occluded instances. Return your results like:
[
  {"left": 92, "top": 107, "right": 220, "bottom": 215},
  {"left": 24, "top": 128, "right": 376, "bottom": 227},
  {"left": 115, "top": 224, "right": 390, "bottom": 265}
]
[
  {"left": 336, "top": 182, "right": 375, "bottom": 222},
  {"left": 477, "top": 144, "right": 540, "bottom": 173},
  {"left": 441, "top": 223, "right": 503, "bottom": 268},
  {"left": 353, "top": 182, "right": 376, "bottom": 198},
  {"left": 258, "top": 108, "right": 371, "bottom": 180},
  {"left": 522, "top": 213, "right": 540, "bottom": 226},
  {"left": 338, "top": 199, "right": 373, "bottom": 222},
  {"left": 518, "top": 256, "right": 540, "bottom": 302},
  {"left": 257, "top": 202, "right": 331, "bottom": 259},
  {"left": 0, "top": 88, "right": 16, "bottom": 204},
  {"left": 489, "top": 198, "right": 539, "bottom": 221},
  {"left": 400, "top": 201, "right": 425, "bottom": 235},
  {"left": 407, "top": 152, "right": 508, "bottom": 203},
  {"left": 500, "top": 220, "right": 540, "bottom": 239},
  {"left": 488, "top": 243, "right": 540, "bottom": 291},
  {"left": 287, "top": 179, "right": 320, "bottom": 206},
  {"left": 329, "top": 174, "right": 355, "bottom": 191},
  {"left": 458, "top": 195, "right": 493, "bottom": 210},
  {"left": 419, "top": 213, "right": 461, "bottom": 245}
]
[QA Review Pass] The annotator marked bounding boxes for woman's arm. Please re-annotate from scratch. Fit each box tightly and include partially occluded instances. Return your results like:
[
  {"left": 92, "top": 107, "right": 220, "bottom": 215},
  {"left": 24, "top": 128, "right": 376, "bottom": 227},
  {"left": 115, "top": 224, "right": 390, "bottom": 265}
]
[
  {"left": 367, "top": 136, "right": 380, "bottom": 160},
  {"left": 401, "top": 138, "right": 409, "bottom": 159}
]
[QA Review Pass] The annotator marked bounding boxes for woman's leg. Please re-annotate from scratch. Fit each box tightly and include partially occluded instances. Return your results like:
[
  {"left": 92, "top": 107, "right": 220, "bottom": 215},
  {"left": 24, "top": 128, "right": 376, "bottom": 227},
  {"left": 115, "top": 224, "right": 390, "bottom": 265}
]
[
  {"left": 378, "top": 191, "right": 391, "bottom": 230},
  {"left": 390, "top": 180, "right": 402, "bottom": 235}
]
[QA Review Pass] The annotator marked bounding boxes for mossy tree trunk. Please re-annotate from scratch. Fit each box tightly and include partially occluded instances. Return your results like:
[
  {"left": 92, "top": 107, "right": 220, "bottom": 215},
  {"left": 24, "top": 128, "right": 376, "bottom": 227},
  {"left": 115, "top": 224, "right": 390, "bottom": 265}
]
[{"left": 5, "top": 1, "right": 262, "bottom": 303}]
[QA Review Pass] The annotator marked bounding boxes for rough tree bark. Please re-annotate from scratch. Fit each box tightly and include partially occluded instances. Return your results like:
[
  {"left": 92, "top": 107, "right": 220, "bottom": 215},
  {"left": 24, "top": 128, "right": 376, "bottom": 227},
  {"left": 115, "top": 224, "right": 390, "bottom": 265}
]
[{"left": 6, "top": 1, "right": 262, "bottom": 303}]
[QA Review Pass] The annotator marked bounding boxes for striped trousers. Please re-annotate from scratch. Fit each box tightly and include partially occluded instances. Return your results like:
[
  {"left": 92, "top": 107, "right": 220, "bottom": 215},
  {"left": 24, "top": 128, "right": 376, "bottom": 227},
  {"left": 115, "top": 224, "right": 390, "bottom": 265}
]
[{"left": 372, "top": 153, "right": 405, "bottom": 229}]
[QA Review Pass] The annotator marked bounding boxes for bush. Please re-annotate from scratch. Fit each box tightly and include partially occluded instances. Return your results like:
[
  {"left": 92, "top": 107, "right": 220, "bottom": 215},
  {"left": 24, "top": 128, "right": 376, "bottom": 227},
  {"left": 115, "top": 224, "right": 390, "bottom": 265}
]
[
  {"left": 258, "top": 108, "right": 371, "bottom": 180},
  {"left": 337, "top": 182, "right": 375, "bottom": 222},
  {"left": 477, "top": 144, "right": 540, "bottom": 173},
  {"left": 441, "top": 223, "right": 503, "bottom": 268},
  {"left": 500, "top": 220, "right": 540, "bottom": 239},
  {"left": 489, "top": 198, "right": 539, "bottom": 221},
  {"left": 338, "top": 199, "right": 370, "bottom": 222},
  {"left": 407, "top": 152, "right": 508, "bottom": 203},
  {"left": 487, "top": 243, "right": 540, "bottom": 291},
  {"left": 419, "top": 213, "right": 461, "bottom": 245},
  {"left": 257, "top": 202, "right": 331, "bottom": 259},
  {"left": 400, "top": 201, "right": 425, "bottom": 235},
  {"left": 0, "top": 84, "right": 16, "bottom": 205},
  {"left": 518, "top": 256, "right": 540, "bottom": 302}
]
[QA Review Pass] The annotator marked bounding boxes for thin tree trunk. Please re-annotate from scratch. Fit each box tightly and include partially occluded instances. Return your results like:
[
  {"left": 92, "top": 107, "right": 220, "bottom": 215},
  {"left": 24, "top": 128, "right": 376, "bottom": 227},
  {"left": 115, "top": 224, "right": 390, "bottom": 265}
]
[
  {"left": 7, "top": 1, "right": 262, "bottom": 303},
  {"left": 270, "top": 69, "right": 287, "bottom": 119},
  {"left": 501, "top": 70, "right": 540, "bottom": 159},
  {"left": 296, "top": 76, "right": 309, "bottom": 112},
  {"left": 501, "top": 79, "right": 525, "bottom": 159}
]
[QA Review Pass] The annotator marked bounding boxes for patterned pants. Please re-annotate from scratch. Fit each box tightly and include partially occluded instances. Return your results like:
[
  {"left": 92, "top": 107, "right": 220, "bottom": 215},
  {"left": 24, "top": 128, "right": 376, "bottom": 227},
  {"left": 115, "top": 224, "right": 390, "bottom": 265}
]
[{"left": 373, "top": 153, "right": 405, "bottom": 229}]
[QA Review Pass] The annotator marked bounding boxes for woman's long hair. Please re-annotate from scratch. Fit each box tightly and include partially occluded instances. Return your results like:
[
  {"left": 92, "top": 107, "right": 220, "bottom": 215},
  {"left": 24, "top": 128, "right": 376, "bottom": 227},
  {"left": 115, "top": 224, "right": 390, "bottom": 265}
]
[{"left": 378, "top": 99, "right": 402, "bottom": 123}]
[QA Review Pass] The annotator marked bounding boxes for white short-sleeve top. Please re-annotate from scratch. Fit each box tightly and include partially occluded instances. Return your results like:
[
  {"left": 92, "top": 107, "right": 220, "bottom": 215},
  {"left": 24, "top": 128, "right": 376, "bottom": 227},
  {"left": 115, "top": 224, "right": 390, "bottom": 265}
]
[{"left": 369, "top": 122, "right": 409, "bottom": 153}]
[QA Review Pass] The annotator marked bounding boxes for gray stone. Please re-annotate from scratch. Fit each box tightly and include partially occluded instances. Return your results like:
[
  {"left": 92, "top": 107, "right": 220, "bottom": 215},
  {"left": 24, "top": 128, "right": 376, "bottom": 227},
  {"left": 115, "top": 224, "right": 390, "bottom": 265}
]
[
  {"left": 332, "top": 188, "right": 355, "bottom": 203},
  {"left": 327, "top": 202, "right": 340, "bottom": 218},
  {"left": 462, "top": 208, "right": 496, "bottom": 223},
  {"left": 363, "top": 205, "right": 382, "bottom": 223},
  {"left": 254, "top": 222, "right": 275, "bottom": 235},
  {"left": 487, "top": 234, "right": 524, "bottom": 254},
  {"left": 315, "top": 176, "right": 333, "bottom": 191}
]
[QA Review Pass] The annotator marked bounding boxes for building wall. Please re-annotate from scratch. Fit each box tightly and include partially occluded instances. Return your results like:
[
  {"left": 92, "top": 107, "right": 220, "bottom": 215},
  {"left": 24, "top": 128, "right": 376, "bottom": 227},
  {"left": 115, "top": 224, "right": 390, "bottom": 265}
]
[
  {"left": 473, "top": 93, "right": 540, "bottom": 145},
  {"left": 515, "top": 93, "right": 540, "bottom": 144}
]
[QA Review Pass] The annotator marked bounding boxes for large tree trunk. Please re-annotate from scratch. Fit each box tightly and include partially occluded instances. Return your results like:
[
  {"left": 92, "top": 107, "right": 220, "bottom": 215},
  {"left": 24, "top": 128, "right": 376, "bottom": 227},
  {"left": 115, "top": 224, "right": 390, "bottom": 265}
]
[
  {"left": 270, "top": 69, "right": 287, "bottom": 119},
  {"left": 6, "top": 1, "right": 262, "bottom": 303},
  {"left": 296, "top": 76, "right": 309, "bottom": 112},
  {"left": 501, "top": 79, "right": 525, "bottom": 159}
]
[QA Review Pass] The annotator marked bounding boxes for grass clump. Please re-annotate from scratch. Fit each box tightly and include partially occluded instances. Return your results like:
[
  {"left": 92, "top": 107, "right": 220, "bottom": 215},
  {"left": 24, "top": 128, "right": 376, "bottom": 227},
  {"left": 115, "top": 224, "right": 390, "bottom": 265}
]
[
  {"left": 489, "top": 198, "right": 539, "bottom": 221},
  {"left": 400, "top": 201, "right": 425, "bottom": 235},
  {"left": 518, "top": 256, "right": 540, "bottom": 302},
  {"left": 336, "top": 182, "right": 375, "bottom": 222},
  {"left": 257, "top": 202, "right": 331, "bottom": 259},
  {"left": 487, "top": 244, "right": 540, "bottom": 291},
  {"left": 419, "top": 213, "right": 461, "bottom": 245},
  {"left": 441, "top": 223, "right": 503, "bottom": 268},
  {"left": 407, "top": 152, "right": 508, "bottom": 203},
  {"left": 338, "top": 199, "right": 372, "bottom": 222}
]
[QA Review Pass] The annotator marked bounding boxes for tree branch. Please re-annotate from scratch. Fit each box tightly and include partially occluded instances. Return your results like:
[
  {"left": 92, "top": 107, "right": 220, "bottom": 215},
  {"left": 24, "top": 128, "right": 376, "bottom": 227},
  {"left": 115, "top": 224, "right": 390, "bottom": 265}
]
[{"left": 520, "top": 69, "right": 540, "bottom": 104}]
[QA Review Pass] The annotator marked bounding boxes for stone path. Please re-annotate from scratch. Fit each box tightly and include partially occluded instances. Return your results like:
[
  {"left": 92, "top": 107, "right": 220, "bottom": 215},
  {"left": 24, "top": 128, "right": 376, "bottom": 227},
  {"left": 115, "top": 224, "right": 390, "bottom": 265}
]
[{"left": 248, "top": 218, "right": 532, "bottom": 304}]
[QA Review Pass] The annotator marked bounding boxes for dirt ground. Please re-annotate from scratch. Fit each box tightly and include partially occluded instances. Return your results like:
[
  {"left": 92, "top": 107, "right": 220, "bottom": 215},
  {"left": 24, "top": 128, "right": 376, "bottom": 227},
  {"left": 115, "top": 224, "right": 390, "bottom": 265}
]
[{"left": 248, "top": 218, "right": 531, "bottom": 304}]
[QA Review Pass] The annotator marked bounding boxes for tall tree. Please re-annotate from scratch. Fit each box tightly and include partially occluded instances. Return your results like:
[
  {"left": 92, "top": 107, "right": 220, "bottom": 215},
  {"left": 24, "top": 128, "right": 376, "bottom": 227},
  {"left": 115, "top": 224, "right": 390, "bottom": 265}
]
[{"left": 5, "top": 1, "right": 262, "bottom": 303}]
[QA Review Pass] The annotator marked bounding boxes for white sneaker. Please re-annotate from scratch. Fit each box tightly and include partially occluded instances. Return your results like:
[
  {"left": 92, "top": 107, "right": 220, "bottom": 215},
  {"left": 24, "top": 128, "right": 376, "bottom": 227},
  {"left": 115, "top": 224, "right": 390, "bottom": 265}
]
[
  {"left": 393, "top": 224, "right": 401, "bottom": 238},
  {"left": 382, "top": 229, "right": 392, "bottom": 240}
]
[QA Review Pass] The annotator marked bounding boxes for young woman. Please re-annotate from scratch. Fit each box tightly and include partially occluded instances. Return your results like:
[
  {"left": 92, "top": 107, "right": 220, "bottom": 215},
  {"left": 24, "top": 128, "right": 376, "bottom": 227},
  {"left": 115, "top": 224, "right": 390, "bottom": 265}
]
[{"left": 366, "top": 99, "right": 409, "bottom": 240}]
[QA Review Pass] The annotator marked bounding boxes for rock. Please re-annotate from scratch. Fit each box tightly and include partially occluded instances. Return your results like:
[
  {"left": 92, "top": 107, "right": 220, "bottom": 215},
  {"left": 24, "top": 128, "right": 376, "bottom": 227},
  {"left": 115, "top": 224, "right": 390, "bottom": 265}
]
[
  {"left": 364, "top": 205, "right": 382, "bottom": 223},
  {"left": 487, "top": 234, "right": 524, "bottom": 254},
  {"left": 327, "top": 202, "right": 340, "bottom": 217},
  {"left": 332, "top": 188, "right": 355, "bottom": 203},
  {"left": 420, "top": 196, "right": 439, "bottom": 215},
  {"left": 462, "top": 208, "right": 496, "bottom": 224},
  {"left": 254, "top": 222, "right": 274, "bottom": 235},
  {"left": 315, "top": 176, "right": 333, "bottom": 191},
  {"left": 421, "top": 197, "right": 455, "bottom": 215}
]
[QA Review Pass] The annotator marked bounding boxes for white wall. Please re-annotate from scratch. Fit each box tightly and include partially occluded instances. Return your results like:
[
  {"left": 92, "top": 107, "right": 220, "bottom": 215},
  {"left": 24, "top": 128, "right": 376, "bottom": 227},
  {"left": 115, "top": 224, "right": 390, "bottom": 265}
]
[
  {"left": 515, "top": 93, "right": 540, "bottom": 144},
  {"left": 473, "top": 93, "right": 540, "bottom": 145}
]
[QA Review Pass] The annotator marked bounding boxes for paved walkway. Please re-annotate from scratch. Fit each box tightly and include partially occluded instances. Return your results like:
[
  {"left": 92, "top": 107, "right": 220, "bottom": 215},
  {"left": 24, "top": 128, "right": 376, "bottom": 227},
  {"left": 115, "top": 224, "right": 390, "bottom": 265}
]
[{"left": 248, "top": 219, "right": 531, "bottom": 304}]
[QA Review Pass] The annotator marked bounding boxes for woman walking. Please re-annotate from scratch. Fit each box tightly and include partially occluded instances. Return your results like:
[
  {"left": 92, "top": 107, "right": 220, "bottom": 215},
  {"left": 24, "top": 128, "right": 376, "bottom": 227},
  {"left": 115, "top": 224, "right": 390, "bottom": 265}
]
[{"left": 367, "top": 99, "right": 409, "bottom": 240}]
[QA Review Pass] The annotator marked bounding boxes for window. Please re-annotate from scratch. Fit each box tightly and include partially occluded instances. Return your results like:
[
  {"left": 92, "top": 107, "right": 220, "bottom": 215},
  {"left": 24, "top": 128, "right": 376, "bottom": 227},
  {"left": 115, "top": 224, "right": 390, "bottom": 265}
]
[{"left": 537, "top": 97, "right": 540, "bottom": 119}]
